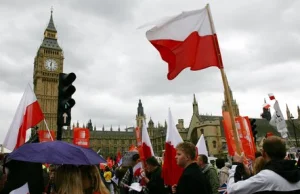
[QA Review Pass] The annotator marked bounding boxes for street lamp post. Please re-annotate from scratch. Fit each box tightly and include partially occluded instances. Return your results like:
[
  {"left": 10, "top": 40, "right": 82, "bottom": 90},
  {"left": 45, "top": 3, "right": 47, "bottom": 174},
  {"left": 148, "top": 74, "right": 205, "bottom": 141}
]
[{"left": 290, "top": 114, "right": 299, "bottom": 148}]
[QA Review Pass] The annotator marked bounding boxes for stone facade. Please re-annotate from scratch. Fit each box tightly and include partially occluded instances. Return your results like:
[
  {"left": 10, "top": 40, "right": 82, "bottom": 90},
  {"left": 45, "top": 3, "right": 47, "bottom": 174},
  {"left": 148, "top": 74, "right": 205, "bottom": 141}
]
[{"left": 62, "top": 95, "right": 227, "bottom": 158}]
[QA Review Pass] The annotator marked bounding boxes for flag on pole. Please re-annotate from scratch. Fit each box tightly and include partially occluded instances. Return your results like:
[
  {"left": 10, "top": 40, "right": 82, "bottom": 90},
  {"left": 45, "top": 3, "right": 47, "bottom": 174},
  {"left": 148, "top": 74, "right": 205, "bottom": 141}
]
[
  {"left": 196, "top": 134, "right": 208, "bottom": 157},
  {"left": 162, "top": 108, "right": 184, "bottom": 185},
  {"left": 3, "top": 84, "right": 44, "bottom": 150},
  {"left": 145, "top": 6, "right": 223, "bottom": 80},
  {"left": 263, "top": 103, "right": 271, "bottom": 109},
  {"left": 141, "top": 119, "right": 154, "bottom": 161},
  {"left": 268, "top": 93, "right": 275, "bottom": 100},
  {"left": 133, "top": 161, "right": 143, "bottom": 177},
  {"left": 270, "top": 101, "right": 288, "bottom": 138}
]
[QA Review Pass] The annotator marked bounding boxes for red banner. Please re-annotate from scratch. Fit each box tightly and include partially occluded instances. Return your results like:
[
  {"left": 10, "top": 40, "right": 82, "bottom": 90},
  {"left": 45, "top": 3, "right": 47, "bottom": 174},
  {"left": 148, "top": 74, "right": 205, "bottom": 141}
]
[
  {"left": 73, "top": 128, "right": 90, "bottom": 148},
  {"left": 235, "top": 116, "right": 256, "bottom": 160},
  {"left": 135, "top": 127, "right": 142, "bottom": 146},
  {"left": 135, "top": 127, "right": 145, "bottom": 160},
  {"left": 38, "top": 130, "right": 55, "bottom": 142},
  {"left": 222, "top": 112, "right": 243, "bottom": 156}
]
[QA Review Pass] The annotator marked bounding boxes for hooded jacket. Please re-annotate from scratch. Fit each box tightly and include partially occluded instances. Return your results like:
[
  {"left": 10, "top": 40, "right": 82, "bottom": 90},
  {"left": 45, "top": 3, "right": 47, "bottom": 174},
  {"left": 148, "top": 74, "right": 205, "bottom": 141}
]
[
  {"left": 227, "top": 160, "right": 300, "bottom": 194},
  {"left": 202, "top": 164, "right": 220, "bottom": 194}
]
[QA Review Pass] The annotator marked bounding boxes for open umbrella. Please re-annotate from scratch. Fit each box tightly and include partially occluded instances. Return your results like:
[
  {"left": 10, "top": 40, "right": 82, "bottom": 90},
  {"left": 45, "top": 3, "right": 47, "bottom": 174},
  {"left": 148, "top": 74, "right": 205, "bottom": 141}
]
[{"left": 7, "top": 140, "right": 106, "bottom": 165}]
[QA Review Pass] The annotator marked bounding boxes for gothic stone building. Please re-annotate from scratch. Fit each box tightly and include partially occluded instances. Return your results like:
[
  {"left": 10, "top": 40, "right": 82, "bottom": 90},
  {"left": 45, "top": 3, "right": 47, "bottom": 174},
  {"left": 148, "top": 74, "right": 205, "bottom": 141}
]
[{"left": 61, "top": 90, "right": 241, "bottom": 158}]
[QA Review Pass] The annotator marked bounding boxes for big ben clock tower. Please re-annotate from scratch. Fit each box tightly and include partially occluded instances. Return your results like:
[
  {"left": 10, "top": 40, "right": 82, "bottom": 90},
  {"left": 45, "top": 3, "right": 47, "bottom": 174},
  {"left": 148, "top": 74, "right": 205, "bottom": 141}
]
[{"left": 33, "top": 10, "right": 63, "bottom": 131}]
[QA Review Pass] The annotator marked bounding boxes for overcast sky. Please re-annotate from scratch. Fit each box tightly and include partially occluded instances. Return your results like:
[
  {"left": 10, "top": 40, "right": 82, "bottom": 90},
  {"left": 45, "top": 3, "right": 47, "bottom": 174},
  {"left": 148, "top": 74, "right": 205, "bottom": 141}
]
[{"left": 1, "top": 0, "right": 300, "bottom": 143}]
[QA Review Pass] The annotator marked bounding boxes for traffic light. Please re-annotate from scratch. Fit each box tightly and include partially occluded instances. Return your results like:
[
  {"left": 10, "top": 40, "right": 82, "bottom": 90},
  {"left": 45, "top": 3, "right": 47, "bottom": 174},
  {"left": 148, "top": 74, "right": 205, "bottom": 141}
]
[
  {"left": 57, "top": 72, "right": 76, "bottom": 140},
  {"left": 250, "top": 119, "right": 258, "bottom": 143}
]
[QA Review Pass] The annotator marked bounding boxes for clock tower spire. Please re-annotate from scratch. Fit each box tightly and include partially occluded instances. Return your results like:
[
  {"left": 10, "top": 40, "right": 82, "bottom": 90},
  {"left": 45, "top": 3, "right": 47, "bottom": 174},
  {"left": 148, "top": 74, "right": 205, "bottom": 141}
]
[{"left": 33, "top": 8, "right": 64, "bottom": 132}]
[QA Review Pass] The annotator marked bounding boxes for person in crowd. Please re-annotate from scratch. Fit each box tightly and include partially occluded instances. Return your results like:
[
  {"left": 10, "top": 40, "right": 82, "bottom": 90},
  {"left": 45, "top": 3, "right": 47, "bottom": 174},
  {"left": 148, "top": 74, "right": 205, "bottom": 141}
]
[
  {"left": 44, "top": 165, "right": 57, "bottom": 194},
  {"left": 216, "top": 158, "right": 229, "bottom": 186},
  {"left": 42, "top": 165, "right": 50, "bottom": 190},
  {"left": 115, "top": 166, "right": 130, "bottom": 194},
  {"left": 171, "top": 142, "right": 210, "bottom": 194},
  {"left": 80, "top": 165, "right": 110, "bottom": 194},
  {"left": 55, "top": 165, "right": 83, "bottom": 194},
  {"left": 227, "top": 136, "right": 300, "bottom": 193},
  {"left": 255, "top": 151, "right": 262, "bottom": 158},
  {"left": 104, "top": 166, "right": 114, "bottom": 194},
  {"left": 120, "top": 153, "right": 143, "bottom": 194},
  {"left": 0, "top": 167, "right": 7, "bottom": 192},
  {"left": 141, "top": 156, "right": 166, "bottom": 194},
  {"left": 252, "top": 156, "right": 266, "bottom": 175},
  {"left": 0, "top": 159, "right": 44, "bottom": 194},
  {"left": 197, "top": 154, "right": 219, "bottom": 194}
]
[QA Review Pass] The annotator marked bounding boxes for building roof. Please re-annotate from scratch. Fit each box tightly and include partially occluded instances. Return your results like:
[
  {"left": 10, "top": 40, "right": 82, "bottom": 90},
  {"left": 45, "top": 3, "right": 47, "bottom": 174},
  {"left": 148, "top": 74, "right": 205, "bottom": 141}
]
[{"left": 40, "top": 38, "right": 62, "bottom": 51}]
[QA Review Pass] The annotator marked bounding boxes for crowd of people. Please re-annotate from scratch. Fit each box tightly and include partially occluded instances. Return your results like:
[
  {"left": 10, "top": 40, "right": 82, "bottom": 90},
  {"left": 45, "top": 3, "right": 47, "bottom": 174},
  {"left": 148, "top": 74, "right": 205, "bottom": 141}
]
[{"left": 0, "top": 136, "right": 299, "bottom": 194}]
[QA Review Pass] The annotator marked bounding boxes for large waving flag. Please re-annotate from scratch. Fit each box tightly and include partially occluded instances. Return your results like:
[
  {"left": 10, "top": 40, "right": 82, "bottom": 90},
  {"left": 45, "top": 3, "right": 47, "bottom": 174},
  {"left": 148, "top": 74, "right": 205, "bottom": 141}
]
[
  {"left": 141, "top": 119, "right": 154, "bottom": 161},
  {"left": 270, "top": 100, "right": 288, "bottom": 138},
  {"left": 3, "top": 84, "right": 44, "bottom": 150},
  {"left": 196, "top": 134, "right": 208, "bottom": 157},
  {"left": 162, "top": 108, "right": 184, "bottom": 185},
  {"left": 145, "top": 5, "right": 223, "bottom": 80}
]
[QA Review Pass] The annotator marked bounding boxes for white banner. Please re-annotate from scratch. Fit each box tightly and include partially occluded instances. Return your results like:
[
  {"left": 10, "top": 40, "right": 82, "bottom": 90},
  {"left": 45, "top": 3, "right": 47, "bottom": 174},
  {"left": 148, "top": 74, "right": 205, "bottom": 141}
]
[{"left": 270, "top": 101, "right": 288, "bottom": 138}]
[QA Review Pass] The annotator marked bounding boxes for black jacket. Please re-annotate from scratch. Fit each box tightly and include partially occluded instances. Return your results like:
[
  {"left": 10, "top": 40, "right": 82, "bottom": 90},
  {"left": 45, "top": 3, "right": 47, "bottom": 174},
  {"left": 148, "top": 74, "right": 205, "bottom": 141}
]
[
  {"left": 176, "top": 162, "right": 210, "bottom": 194},
  {"left": 146, "top": 166, "right": 166, "bottom": 194}
]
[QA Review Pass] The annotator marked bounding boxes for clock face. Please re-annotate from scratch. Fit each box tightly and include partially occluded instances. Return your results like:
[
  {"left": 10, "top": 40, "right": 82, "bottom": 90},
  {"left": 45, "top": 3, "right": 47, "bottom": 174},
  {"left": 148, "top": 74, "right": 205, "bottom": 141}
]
[{"left": 44, "top": 59, "right": 58, "bottom": 71}]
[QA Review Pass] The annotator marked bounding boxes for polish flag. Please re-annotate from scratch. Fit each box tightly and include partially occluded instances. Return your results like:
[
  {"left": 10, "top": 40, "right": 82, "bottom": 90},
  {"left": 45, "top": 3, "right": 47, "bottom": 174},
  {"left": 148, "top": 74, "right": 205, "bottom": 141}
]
[
  {"left": 196, "top": 134, "right": 208, "bottom": 157},
  {"left": 263, "top": 103, "right": 271, "bottom": 109},
  {"left": 141, "top": 119, "right": 154, "bottom": 161},
  {"left": 133, "top": 161, "right": 143, "bottom": 177},
  {"left": 3, "top": 84, "right": 44, "bottom": 151},
  {"left": 268, "top": 93, "right": 275, "bottom": 100},
  {"left": 162, "top": 108, "right": 184, "bottom": 185},
  {"left": 145, "top": 5, "right": 223, "bottom": 80}
]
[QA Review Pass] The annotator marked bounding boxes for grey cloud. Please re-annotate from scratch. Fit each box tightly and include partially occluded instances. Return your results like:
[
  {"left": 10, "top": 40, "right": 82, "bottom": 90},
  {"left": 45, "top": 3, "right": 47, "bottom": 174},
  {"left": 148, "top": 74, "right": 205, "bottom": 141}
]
[
  {"left": 1, "top": 0, "right": 300, "bottom": 142},
  {"left": 66, "top": 0, "right": 140, "bottom": 24}
]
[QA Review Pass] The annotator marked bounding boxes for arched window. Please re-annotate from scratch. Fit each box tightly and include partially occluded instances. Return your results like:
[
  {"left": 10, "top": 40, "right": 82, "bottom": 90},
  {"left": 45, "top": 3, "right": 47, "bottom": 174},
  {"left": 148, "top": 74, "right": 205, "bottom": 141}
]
[{"left": 212, "top": 140, "right": 217, "bottom": 148}]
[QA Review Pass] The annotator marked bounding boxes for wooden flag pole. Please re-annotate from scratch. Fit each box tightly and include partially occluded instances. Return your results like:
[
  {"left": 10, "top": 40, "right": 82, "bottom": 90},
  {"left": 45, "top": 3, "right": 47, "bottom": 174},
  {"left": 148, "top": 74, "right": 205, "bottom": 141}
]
[
  {"left": 206, "top": 4, "right": 241, "bottom": 154},
  {"left": 43, "top": 119, "right": 54, "bottom": 141}
]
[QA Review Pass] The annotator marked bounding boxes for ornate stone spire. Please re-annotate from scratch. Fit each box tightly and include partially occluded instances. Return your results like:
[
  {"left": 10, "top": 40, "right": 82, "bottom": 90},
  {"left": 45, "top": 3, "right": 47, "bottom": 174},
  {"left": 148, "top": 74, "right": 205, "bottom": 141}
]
[
  {"left": 193, "top": 94, "right": 199, "bottom": 115},
  {"left": 46, "top": 7, "right": 57, "bottom": 32}
]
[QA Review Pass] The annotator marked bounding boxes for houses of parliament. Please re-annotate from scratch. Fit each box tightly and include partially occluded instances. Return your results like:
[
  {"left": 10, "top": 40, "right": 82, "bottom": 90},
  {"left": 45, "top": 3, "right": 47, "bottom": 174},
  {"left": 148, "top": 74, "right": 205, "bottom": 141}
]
[{"left": 33, "top": 11, "right": 300, "bottom": 158}]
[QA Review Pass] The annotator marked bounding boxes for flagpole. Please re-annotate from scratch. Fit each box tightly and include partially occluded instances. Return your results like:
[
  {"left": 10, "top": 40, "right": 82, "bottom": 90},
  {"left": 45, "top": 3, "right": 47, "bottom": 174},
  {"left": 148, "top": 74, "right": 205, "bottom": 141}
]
[
  {"left": 43, "top": 119, "right": 54, "bottom": 141},
  {"left": 206, "top": 4, "right": 241, "bottom": 154}
]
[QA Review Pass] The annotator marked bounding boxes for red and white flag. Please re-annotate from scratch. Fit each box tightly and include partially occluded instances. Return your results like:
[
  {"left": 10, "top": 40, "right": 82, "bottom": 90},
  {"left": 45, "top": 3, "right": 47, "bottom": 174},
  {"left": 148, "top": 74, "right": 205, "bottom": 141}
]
[
  {"left": 3, "top": 84, "right": 44, "bottom": 150},
  {"left": 141, "top": 119, "right": 154, "bottom": 161},
  {"left": 145, "top": 5, "right": 223, "bottom": 80},
  {"left": 133, "top": 161, "right": 143, "bottom": 177},
  {"left": 263, "top": 103, "right": 271, "bottom": 109},
  {"left": 268, "top": 93, "right": 275, "bottom": 100},
  {"left": 162, "top": 108, "right": 184, "bottom": 185},
  {"left": 196, "top": 134, "right": 208, "bottom": 157}
]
